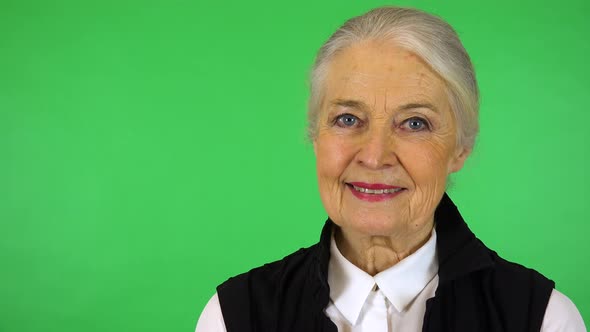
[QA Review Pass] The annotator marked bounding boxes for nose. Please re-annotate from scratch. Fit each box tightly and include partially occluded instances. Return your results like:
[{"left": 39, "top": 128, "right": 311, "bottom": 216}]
[{"left": 355, "top": 127, "right": 398, "bottom": 170}]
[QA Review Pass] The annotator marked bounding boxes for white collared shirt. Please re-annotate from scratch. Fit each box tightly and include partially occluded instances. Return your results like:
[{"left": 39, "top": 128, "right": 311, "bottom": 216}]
[
  {"left": 325, "top": 229, "right": 440, "bottom": 331},
  {"left": 196, "top": 230, "right": 586, "bottom": 331}
]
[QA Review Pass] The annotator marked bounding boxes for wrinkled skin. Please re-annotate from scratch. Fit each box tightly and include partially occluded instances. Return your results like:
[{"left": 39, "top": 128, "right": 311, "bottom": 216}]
[{"left": 313, "top": 40, "right": 471, "bottom": 275}]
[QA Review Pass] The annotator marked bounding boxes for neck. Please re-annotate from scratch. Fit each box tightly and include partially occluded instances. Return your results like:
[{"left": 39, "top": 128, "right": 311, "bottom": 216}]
[{"left": 334, "top": 221, "right": 434, "bottom": 276}]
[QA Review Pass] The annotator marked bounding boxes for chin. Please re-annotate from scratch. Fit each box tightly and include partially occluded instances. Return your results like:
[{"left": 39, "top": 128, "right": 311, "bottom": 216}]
[{"left": 341, "top": 214, "right": 402, "bottom": 237}]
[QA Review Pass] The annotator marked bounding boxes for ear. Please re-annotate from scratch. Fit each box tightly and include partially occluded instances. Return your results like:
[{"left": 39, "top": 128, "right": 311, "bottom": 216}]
[{"left": 448, "top": 146, "right": 471, "bottom": 173}]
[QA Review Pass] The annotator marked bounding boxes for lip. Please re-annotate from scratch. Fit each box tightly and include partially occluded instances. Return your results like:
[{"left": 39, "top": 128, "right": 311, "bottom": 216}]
[
  {"left": 346, "top": 182, "right": 406, "bottom": 202},
  {"left": 348, "top": 182, "right": 402, "bottom": 190}
]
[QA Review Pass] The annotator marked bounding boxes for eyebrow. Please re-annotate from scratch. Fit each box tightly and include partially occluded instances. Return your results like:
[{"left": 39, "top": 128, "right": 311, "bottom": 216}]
[
  {"left": 330, "top": 99, "right": 367, "bottom": 110},
  {"left": 399, "top": 102, "right": 439, "bottom": 114},
  {"left": 329, "top": 99, "right": 439, "bottom": 113}
]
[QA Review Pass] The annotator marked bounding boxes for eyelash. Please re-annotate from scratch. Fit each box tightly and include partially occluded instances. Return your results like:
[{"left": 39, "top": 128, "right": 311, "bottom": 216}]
[
  {"left": 334, "top": 113, "right": 362, "bottom": 128},
  {"left": 401, "top": 117, "right": 431, "bottom": 131},
  {"left": 333, "top": 114, "right": 431, "bottom": 131}
]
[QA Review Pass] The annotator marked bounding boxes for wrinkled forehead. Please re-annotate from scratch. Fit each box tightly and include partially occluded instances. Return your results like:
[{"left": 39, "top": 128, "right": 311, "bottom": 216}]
[{"left": 322, "top": 40, "right": 450, "bottom": 113}]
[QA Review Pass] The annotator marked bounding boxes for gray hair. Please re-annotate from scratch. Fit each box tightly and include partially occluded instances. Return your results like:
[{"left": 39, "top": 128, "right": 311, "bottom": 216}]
[{"left": 307, "top": 6, "right": 479, "bottom": 150}]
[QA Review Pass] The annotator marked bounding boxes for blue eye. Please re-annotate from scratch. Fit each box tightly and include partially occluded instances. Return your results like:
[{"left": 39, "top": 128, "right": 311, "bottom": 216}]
[
  {"left": 404, "top": 117, "right": 429, "bottom": 131},
  {"left": 335, "top": 113, "right": 360, "bottom": 127}
]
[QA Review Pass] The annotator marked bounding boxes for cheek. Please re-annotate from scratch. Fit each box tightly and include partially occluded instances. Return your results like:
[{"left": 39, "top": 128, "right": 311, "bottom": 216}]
[
  {"left": 314, "top": 137, "right": 353, "bottom": 220},
  {"left": 398, "top": 139, "right": 453, "bottom": 219},
  {"left": 399, "top": 138, "right": 454, "bottom": 185},
  {"left": 315, "top": 136, "right": 354, "bottom": 181}
]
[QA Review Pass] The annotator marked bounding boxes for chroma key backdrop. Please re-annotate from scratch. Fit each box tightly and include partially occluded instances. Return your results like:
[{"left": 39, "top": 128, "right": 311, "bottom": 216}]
[{"left": 1, "top": 0, "right": 588, "bottom": 331}]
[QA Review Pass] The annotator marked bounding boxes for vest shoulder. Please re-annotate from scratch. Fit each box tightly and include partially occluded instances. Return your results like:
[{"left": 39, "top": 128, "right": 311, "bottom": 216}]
[
  {"left": 216, "top": 243, "right": 326, "bottom": 331},
  {"left": 218, "top": 243, "right": 319, "bottom": 292},
  {"left": 486, "top": 246, "right": 554, "bottom": 287},
  {"left": 476, "top": 243, "right": 555, "bottom": 323},
  {"left": 433, "top": 240, "right": 555, "bottom": 331}
]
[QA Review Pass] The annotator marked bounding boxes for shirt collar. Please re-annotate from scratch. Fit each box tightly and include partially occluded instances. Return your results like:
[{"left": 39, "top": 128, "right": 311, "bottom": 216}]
[
  {"left": 327, "top": 228, "right": 438, "bottom": 325},
  {"left": 315, "top": 193, "right": 495, "bottom": 324}
]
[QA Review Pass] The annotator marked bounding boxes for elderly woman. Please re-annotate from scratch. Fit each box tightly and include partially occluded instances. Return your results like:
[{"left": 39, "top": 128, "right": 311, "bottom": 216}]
[{"left": 196, "top": 7, "right": 585, "bottom": 332}]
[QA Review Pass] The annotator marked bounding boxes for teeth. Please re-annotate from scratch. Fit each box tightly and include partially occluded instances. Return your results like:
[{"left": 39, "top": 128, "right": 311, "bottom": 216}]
[{"left": 352, "top": 185, "right": 403, "bottom": 194}]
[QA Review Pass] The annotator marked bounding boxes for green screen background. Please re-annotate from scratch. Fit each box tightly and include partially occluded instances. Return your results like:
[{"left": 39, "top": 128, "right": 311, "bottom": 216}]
[{"left": 1, "top": 0, "right": 588, "bottom": 331}]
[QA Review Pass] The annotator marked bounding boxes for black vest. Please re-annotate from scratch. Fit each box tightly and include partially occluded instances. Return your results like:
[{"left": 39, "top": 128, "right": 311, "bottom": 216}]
[{"left": 217, "top": 193, "right": 554, "bottom": 331}]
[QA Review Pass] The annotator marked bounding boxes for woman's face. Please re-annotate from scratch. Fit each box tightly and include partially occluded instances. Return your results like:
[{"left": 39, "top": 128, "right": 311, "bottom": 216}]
[{"left": 314, "top": 40, "right": 470, "bottom": 238}]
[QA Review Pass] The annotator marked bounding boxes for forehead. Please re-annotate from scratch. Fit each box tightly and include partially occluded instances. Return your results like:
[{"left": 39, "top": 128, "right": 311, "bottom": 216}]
[{"left": 323, "top": 40, "right": 449, "bottom": 109}]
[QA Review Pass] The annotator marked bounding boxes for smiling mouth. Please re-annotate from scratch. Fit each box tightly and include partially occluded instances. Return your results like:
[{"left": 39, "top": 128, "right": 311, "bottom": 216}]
[
  {"left": 345, "top": 182, "right": 407, "bottom": 200},
  {"left": 346, "top": 183, "right": 406, "bottom": 202},
  {"left": 349, "top": 184, "right": 403, "bottom": 194}
]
